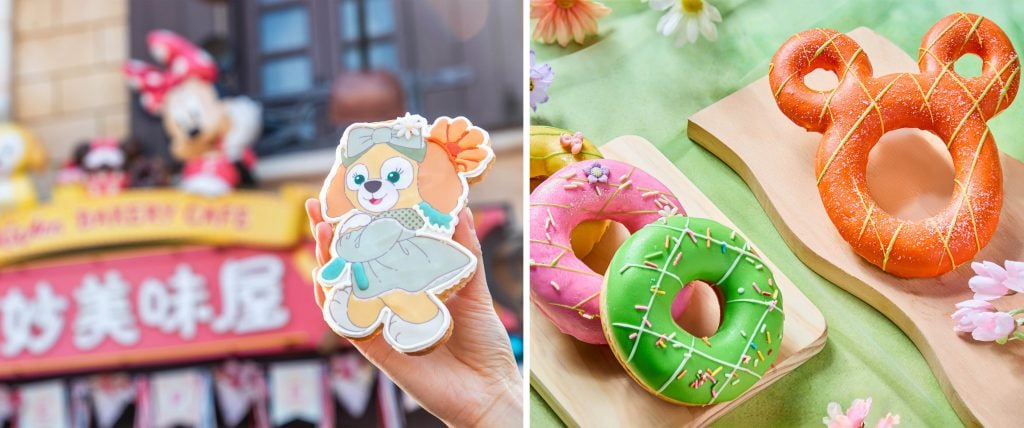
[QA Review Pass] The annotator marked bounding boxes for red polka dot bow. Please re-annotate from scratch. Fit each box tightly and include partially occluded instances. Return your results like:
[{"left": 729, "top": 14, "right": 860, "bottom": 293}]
[{"left": 122, "top": 30, "right": 217, "bottom": 114}]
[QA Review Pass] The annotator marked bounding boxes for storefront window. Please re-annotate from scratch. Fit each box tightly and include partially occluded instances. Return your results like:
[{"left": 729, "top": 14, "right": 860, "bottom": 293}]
[{"left": 130, "top": 0, "right": 521, "bottom": 160}]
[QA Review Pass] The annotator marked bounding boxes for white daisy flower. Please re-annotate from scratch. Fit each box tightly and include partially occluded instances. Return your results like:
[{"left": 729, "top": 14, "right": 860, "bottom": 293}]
[
  {"left": 658, "top": 204, "right": 679, "bottom": 218},
  {"left": 649, "top": 0, "right": 722, "bottom": 47},
  {"left": 392, "top": 113, "right": 427, "bottom": 139}
]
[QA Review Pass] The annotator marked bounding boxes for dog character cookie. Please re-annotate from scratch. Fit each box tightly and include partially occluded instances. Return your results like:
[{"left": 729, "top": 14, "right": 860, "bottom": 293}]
[
  {"left": 769, "top": 13, "right": 1019, "bottom": 277},
  {"left": 316, "top": 114, "right": 494, "bottom": 354}
]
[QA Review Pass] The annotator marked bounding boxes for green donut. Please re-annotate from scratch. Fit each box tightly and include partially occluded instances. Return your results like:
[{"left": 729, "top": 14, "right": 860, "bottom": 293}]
[{"left": 601, "top": 216, "right": 784, "bottom": 405}]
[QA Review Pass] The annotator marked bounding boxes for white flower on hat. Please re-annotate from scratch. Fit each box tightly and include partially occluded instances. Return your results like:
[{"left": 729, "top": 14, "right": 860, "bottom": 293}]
[{"left": 392, "top": 113, "right": 427, "bottom": 139}]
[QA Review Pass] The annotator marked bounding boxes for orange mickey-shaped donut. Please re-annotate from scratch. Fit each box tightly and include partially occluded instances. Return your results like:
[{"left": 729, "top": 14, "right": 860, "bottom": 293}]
[{"left": 769, "top": 13, "right": 1019, "bottom": 278}]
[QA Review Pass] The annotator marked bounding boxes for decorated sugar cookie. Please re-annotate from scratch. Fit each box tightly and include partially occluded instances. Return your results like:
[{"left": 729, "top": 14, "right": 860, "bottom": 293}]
[
  {"left": 602, "top": 216, "right": 784, "bottom": 405},
  {"left": 530, "top": 159, "right": 683, "bottom": 344},
  {"left": 316, "top": 114, "right": 494, "bottom": 354},
  {"left": 769, "top": 13, "right": 1019, "bottom": 277}
]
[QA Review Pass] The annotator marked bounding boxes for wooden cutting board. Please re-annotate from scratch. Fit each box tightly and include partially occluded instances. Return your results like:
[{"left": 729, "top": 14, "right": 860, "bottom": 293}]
[
  {"left": 530, "top": 136, "right": 827, "bottom": 427},
  {"left": 688, "top": 27, "right": 1024, "bottom": 427}
]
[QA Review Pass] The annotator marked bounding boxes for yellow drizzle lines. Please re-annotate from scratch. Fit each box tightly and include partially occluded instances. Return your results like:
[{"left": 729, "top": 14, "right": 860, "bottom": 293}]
[
  {"left": 816, "top": 75, "right": 902, "bottom": 184},
  {"left": 919, "top": 12, "right": 967, "bottom": 59},
  {"left": 944, "top": 60, "right": 1018, "bottom": 148},
  {"left": 531, "top": 202, "right": 570, "bottom": 209},
  {"left": 994, "top": 61, "right": 1019, "bottom": 112},
  {"left": 773, "top": 72, "right": 798, "bottom": 99},
  {"left": 772, "top": 32, "right": 807, "bottom": 100},
  {"left": 529, "top": 151, "right": 603, "bottom": 161},
  {"left": 857, "top": 204, "right": 874, "bottom": 239},
  {"left": 954, "top": 179, "right": 982, "bottom": 251},
  {"left": 596, "top": 166, "right": 637, "bottom": 213},
  {"left": 908, "top": 75, "right": 936, "bottom": 123},
  {"left": 595, "top": 210, "right": 661, "bottom": 215},
  {"left": 940, "top": 127, "right": 990, "bottom": 269},
  {"left": 548, "top": 302, "right": 599, "bottom": 319},
  {"left": 813, "top": 30, "right": 857, "bottom": 122},
  {"left": 850, "top": 58, "right": 884, "bottom": 131},
  {"left": 956, "top": 14, "right": 985, "bottom": 53},
  {"left": 810, "top": 29, "right": 846, "bottom": 64},
  {"left": 530, "top": 239, "right": 572, "bottom": 252},
  {"left": 530, "top": 244, "right": 602, "bottom": 277},
  {"left": 549, "top": 289, "right": 603, "bottom": 319},
  {"left": 533, "top": 263, "right": 602, "bottom": 278},
  {"left": 881, "top": 223, "right": 905, "bottom": 272},
  {"left": 919, "top": 43, "right": 1000, "bottom": 143},
  {"left": 852, "top": 185, "right": 885, "bottom": 253},
  {"left": 550, "top": 250, "right": 566, "bottom": 267}
]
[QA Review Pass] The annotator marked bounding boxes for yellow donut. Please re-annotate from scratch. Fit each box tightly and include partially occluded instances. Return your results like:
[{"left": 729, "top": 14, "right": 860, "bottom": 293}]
[
  {"left": 529, "top": 125, "right": 608, "bottom": 257},
  {"left": 529, "top": 126, "right": 603, "bottom": 189}
]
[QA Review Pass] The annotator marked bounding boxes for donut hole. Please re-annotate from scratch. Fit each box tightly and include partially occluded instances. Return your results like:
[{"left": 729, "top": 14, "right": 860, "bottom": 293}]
[
  {"left": 575, "top": 220, "right": 627, "bottom": 275},
  {"left": 954, "top": 53, "right": 983, "bottom": 78},
  {"left": 867, "top": 128, "right": 954, "bottom": 221},
  {"left": 671, "top": 280, "right": 724, "bottom": 339},
  {"left": 804, "top": 68, "right": 839, "bottom": 92},
  {"left": 530, "top": 176, "right": 546, "bottom": 191}
]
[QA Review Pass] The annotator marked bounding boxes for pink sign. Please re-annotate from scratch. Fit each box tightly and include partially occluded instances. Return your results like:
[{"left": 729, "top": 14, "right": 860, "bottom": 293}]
[{"left": 0, "top": 245, "right": 333, "bottom": 379}]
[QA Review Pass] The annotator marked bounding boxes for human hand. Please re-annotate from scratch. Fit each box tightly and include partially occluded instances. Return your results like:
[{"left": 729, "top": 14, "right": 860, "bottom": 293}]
[{"left": 305, "top": 199, "right": 523, "bottom": 427}]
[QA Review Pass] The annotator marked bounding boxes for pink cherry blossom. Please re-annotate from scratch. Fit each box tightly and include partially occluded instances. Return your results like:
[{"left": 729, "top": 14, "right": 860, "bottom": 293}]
[
  {"left": 824, "top": 398, "right": 901, "bottom": 428},
  {"left": 823, "top": 398, "right": 870, "bottom": 428},
  {"left": 951, "top": 299, "right": 995, "bottom": 333},
  {"left": 875, "top": 413, "right": 901, "bottom": 428},
  {"left": 845, "top": 398, "right": 872, "bottom": 425},
  {"left": 968, "top": 261, "right": 1010, "bottom": 301},
  {"left": 1004, "top": 260, "right": 1024, "bottom": 293},
  {"left": 970, "top": 311, "right": 1015, "bottom": 342},
  {"left": 559, "top": 131, "right": 584, "bottom": 155}
]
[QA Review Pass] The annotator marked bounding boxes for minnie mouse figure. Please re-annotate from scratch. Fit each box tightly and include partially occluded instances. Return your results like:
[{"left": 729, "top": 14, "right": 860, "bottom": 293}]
[{"left": 123, "top": 30, "right": 260, "bottom": 196}]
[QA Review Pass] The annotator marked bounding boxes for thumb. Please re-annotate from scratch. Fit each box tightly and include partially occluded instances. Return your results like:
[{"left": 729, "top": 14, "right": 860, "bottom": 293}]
[{"left": 449, "top": 208, "right": 493, "bottom": 307}]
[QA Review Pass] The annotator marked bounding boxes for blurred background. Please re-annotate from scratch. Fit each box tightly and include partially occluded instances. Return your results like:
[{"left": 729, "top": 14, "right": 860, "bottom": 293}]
[{"left": 0, "top": 0, "right": 523, "bottom": 426}]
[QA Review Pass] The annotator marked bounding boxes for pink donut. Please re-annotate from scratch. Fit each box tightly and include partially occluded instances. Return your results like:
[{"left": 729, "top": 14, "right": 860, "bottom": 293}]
[{"left": 530, "top": 159, "right": 684, "bottom": 344}]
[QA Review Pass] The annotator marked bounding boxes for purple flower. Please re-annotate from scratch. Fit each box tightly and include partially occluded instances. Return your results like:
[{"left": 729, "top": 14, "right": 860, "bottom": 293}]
[
  {"left": 582, "top": 161, "right": 609, "bottom": 183},
  {"left": 530, "top": 50, "right": 554, "bottom": 111}
]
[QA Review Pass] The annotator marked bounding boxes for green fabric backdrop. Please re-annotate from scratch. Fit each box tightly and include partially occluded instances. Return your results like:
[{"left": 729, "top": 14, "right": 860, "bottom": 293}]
[{"left": 529, "top": 1, "right": 1024, "bottom": 426}]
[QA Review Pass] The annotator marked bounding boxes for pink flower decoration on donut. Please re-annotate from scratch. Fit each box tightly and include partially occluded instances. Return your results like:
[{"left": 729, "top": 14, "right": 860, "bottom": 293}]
[
  {"left": 530, "top": 159, "right": 684, "bottom": 344},
  {"left": 560, "top": 131, "right": 584, "bottom": 155}
]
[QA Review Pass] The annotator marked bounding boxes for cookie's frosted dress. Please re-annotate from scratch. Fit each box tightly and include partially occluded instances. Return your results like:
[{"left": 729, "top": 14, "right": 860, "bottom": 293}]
[{"left": 321, "top": 207, "right": 471, "bottom": 299}]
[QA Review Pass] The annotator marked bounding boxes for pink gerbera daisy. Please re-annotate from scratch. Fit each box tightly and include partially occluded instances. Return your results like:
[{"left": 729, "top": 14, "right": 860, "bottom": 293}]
[{"left": 531, "top": 0, "right": 611, "bottom": 47}]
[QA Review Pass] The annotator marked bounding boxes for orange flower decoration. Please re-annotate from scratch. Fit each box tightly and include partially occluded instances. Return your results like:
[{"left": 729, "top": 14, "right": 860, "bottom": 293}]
[
  {"left": 427, "top": 117, "right": 491, "bottom": 174},
  {"left": 531, "top": 0, "right": 611, "bottom": 47}
]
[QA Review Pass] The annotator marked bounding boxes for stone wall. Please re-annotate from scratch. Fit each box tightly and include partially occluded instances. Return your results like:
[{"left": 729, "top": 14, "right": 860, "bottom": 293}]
[{"left": 12, "top": 0, "right": 128, "bottom": 164}]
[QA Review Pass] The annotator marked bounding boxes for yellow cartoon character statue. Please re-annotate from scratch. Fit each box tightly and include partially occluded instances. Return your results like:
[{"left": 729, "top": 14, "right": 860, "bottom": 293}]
[
  {"left": 316, "top": 113, "right": 493, "bottom": 354},
  {"left": 0, "top": 124, "right": 46, "bottom": 211}
]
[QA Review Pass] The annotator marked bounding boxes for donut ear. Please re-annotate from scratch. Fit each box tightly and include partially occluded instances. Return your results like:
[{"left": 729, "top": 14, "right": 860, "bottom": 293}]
[
  {"left": 918, "top": 13, "right": 1020, "bottom": 119},
  {"left": 322, "top": 163, "right": 356, "bottom": 220},
  {"left": 769, "top": 29, "right": 873, "bottom": 133}
]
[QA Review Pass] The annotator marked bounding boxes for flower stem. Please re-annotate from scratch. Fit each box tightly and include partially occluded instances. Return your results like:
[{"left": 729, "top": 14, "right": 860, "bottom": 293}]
[{"left": 1009, "top": 307, "right": 1024, "bottom": 316}]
